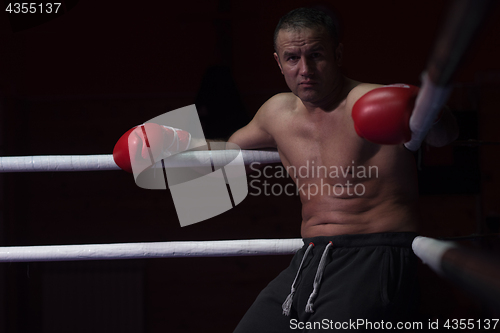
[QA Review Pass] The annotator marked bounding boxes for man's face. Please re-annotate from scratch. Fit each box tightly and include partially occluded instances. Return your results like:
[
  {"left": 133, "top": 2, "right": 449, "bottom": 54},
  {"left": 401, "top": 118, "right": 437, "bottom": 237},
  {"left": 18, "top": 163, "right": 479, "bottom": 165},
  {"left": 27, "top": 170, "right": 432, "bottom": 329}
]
[{"left": 274, "top": 27, "right": 343, "bottom": 105}]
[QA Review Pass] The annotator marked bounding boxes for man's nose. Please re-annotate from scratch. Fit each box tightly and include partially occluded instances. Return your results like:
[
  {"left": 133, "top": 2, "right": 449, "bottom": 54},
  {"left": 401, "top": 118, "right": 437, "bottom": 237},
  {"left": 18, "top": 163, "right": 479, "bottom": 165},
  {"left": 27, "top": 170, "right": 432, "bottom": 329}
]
[{"left": 299, "top": 57, "right": 314, "bottom": 76}]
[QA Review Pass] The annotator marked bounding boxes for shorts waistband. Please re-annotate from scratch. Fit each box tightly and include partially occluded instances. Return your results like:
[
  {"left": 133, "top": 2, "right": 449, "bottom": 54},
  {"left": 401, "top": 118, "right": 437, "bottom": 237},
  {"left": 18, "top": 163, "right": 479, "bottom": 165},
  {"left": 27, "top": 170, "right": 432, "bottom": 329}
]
[{"left": 302, "top": 232, "right": 418, "bottom": 248}]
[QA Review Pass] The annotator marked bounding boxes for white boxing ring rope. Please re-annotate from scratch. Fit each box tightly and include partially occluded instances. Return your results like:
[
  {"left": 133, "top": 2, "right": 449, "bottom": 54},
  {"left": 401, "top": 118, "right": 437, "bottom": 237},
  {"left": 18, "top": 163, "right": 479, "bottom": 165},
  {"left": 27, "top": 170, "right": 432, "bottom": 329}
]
[
  {"left": 0, "top": 237, "right": 449, "bottom": 264},
  {"left": 0, "top": 150, "right": 281, "bottom": 173},
  {"left": 0, "top": 239, "right": 304, "bottom": 262},
  {"left": 0, "top": 151, "right": 491, "bottom": 268},
  {"left": 0, "top": 150, "right": 499, "bottom": 306},
  {"left": 0, "top": 150, "right": 461, "bottom": 277},
  {"left": 1, "top": 236, "right": 499, "bottom": 309}
]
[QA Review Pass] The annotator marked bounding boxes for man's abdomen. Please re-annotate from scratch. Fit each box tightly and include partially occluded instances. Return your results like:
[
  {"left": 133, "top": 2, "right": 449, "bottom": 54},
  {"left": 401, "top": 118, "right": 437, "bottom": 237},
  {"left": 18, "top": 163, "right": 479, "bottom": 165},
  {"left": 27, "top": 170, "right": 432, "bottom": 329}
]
[{"left": 299, "top": 178, "right": 419, "bottom": 238}]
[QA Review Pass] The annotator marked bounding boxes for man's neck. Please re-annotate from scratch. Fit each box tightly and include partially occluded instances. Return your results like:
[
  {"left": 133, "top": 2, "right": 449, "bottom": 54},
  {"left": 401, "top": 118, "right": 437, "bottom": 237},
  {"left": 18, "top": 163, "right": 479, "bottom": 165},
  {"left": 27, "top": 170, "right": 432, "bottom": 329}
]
[{"left": 302, "top": 76, "right": 351, "bottom": 113}]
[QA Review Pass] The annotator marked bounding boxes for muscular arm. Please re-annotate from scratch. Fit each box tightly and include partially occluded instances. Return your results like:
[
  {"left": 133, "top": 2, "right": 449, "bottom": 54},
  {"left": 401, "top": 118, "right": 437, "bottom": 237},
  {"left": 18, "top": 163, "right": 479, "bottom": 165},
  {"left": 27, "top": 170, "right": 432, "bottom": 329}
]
[
  {"left": 228, "top": 97, "right": 279, "bottom": 150},
  {"left": 423, "top": 107, "right": 459, "bottom": 147}
]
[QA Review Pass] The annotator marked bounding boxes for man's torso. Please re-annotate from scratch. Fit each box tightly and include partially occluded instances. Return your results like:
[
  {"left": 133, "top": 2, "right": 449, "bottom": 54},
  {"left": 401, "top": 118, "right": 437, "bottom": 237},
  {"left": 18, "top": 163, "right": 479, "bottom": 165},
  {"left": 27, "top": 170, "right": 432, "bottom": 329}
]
[{"left": 261, "top": 80, "right": 419, "bottom": 238}]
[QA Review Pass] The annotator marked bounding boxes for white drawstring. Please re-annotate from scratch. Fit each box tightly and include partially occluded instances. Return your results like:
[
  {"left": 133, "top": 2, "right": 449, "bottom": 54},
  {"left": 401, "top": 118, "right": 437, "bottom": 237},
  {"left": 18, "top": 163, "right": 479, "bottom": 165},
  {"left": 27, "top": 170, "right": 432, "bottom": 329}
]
[
  {"left": 305, "top": 241, "right": 333, "bottom": 313},
  {"left": 282, "top": 242, "right": 314, "bottom": 316}
]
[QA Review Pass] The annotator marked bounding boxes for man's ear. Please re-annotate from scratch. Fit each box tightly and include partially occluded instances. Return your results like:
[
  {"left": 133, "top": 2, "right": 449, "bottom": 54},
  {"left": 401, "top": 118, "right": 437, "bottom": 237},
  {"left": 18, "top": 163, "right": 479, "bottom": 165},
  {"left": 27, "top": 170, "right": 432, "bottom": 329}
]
[
  {"left": 274, "top": 52, "right": 283, "bottom": 74},
  {"left": 335, "top": 43, "right": 344, "bottom": 67}
]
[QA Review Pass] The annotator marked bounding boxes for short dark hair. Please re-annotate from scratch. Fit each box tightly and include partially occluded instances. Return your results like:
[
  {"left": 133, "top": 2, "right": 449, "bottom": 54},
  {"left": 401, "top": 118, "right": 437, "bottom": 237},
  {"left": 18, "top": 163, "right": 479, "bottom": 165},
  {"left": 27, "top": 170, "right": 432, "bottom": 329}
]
[{"left": 274, "top": 7, "right": 339, "bottom": 52}]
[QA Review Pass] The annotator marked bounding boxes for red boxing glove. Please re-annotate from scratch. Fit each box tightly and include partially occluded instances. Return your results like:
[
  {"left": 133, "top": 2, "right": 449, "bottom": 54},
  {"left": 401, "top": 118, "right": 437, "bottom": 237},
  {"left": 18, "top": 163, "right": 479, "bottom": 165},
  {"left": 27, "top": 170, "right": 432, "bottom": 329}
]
[
  {"left": 352, "top": 84, "right": 419, "bottom": 145},
  {"left": 113, "top": 123, "right": 191, "bottom": 173}
]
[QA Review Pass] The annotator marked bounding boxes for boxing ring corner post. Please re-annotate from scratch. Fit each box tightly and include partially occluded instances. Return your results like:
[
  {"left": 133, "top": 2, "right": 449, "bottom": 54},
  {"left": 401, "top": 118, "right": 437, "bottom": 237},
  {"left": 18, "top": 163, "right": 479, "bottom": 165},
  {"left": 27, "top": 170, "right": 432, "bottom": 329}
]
[
  {"left": 405, "top": 0, "right": 498, "bottom": 151},
  {"left": 413, "top": 236, "right": 500, "bottom": 309}
]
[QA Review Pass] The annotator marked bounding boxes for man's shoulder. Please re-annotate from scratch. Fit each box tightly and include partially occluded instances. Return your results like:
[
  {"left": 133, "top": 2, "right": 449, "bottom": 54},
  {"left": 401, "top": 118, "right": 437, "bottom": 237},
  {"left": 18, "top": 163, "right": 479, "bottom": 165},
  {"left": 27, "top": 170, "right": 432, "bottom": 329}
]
[
  {"left": 258, "top": 92, "right": 298, "bottom": 116},
  {"left": 266, "top": 92, "right": 297, "bottom": 109},
  {"left": 346, "top": 83, "right": 384, "bottom": 107}
]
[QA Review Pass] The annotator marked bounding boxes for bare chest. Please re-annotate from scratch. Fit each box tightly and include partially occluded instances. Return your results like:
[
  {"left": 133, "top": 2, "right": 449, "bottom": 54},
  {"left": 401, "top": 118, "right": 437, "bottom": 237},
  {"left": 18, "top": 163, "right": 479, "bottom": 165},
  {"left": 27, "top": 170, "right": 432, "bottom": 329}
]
[{"left": 269, "top": 107, "right": 378, "bottom": 175}]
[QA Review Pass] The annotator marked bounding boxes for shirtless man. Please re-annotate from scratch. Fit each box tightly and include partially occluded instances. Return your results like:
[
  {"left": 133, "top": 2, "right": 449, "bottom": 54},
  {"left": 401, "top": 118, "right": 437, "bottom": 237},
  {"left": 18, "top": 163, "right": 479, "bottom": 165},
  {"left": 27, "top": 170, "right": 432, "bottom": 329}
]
[{"left": 230, "top": 8, "right": 458, "bottom": 332}]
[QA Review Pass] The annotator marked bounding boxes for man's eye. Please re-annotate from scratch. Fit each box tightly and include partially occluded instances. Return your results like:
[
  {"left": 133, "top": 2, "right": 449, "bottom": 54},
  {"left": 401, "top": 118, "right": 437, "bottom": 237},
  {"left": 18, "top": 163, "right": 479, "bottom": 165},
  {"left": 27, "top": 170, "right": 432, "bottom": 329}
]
[
  {"left": 311, "top": 53, "right": 321, "bottom": 58},
  {"left": 288, "top": 56, "right": 298, "bottom": 61}
]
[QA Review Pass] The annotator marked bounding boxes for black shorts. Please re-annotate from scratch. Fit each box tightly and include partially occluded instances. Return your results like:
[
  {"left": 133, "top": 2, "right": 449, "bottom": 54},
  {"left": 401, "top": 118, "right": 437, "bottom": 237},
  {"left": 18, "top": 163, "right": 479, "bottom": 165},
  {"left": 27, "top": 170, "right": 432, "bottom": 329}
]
[{"left": 234, "top": 232, "right": 419, "bottom": 332}]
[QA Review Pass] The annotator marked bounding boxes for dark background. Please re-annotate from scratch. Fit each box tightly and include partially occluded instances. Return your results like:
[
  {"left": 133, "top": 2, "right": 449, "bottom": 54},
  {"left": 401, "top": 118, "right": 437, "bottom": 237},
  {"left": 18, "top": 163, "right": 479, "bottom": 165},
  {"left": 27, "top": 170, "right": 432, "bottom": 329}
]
[{"left": 0, "top": 0, "right": 500, "bottom": 332}]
